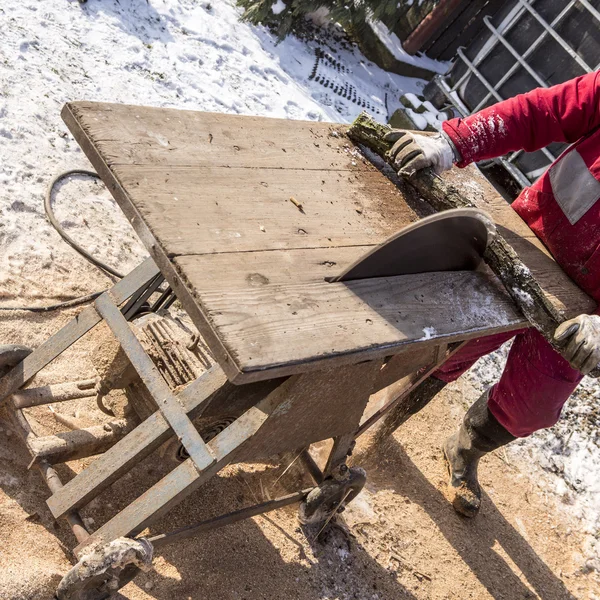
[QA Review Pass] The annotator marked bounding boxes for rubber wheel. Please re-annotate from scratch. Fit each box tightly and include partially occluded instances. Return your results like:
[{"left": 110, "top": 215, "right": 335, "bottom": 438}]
[
  {"left": 0, "top": 344, "right": 32, "bottom": 378},
  {"left": 298, "top": 467, "right": 366, "bottom": 525}
]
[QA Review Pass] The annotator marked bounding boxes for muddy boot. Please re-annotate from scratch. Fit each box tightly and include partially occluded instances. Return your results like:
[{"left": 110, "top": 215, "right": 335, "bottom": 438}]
[
  {"left": 443, "top": 390, "right": 516, "bottom": 517},
  {"left": 374, "top": 376, "right": 447, "bottom": 444}
]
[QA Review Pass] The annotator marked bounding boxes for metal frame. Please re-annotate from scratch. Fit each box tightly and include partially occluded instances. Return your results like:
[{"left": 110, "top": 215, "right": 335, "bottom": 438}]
[
  {"left": 0, "top": 257, "right": 487, "bottom": 596},
  {"left": 432, "top": 0, "right": 600, "bottom": 187}
]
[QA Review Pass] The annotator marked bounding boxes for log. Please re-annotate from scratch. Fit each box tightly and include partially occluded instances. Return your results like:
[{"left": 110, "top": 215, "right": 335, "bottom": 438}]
[{"left": 347, "top": 112, "right": 598, "bottom": 376}]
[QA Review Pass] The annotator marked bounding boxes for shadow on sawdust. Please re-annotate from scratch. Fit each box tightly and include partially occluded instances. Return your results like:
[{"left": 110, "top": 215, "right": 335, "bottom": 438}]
[
  {"left": 358, "top": 437, "right": 576, "bottom": 600},
  {"left": 106, "top": 460, "right": 420, "bottom": 600}
]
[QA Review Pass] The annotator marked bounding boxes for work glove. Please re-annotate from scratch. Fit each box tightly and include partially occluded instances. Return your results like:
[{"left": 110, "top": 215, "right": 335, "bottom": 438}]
[
  {"left": 384, "top": 130, "right": 456, "bottom": 177},
  {"left": 554, "top": 314, "right": 600, "bottom": 375}
]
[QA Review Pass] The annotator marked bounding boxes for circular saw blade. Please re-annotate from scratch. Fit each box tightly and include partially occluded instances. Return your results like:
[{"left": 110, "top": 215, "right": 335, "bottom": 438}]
[{"left": 329, "top": 208, "right": 495, "bottom": 282}]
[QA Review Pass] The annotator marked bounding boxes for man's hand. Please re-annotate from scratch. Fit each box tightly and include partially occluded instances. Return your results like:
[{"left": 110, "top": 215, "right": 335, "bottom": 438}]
[
  {"left": 384, "top": 130, "right": 455, "bottom": 177},
  {"left": 554, "top": 314, "right": 600, "bottom": 375}
]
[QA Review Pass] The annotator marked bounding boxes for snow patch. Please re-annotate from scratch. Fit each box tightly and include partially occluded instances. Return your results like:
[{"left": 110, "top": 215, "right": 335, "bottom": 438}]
[
  {"left": 271, "top": 0, "right": 286, "bottom": 15},
  {"left": 368, "top": 19, "right": 450, "bottom": 75},
  {"left": 421, "top": 327, "right": 437, "bottom": 340}
]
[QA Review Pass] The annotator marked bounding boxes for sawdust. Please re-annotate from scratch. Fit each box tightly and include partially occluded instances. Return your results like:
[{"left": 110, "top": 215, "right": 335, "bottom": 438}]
[{"left": 0, "top": 312, "right": 597, "bottom": 600}]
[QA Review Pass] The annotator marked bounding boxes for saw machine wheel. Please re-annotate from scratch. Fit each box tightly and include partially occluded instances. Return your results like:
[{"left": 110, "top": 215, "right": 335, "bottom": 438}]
[
  {"left": 55, "top": 538, "right": 153, "bottom": 600},
  {"left": 173, "top": 415, "right": 239, "bottom": 462},
  {"left": 298, "top": 466, "right": 366, "bottom": 525}
]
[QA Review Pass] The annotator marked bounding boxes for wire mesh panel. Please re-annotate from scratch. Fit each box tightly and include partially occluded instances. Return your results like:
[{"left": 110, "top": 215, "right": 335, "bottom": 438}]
[{"left": 434, "top": 0, "right": 600, "bottom": 188}]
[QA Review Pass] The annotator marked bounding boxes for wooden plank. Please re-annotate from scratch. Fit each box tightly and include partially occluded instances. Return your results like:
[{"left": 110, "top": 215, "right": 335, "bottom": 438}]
[
  {"left": 173, "top": 246, "right": 374, "bottom": 290},
  {"left": 95, "top": 293, "right": 215, "bottom": 473},
  {"left": 437, "top": 0, "right": 507, "bottom": 61},
  {"left": 427, "top": 0, "right": 489, "bottom": 60},
  {"left": 64, "top": 104, "right": 592, "bottom": 384},
  {"left": 63, "top": 102, "right": 375, "bottom": 172},
  {"left": 0, "top": 258, "right": 160, "bottom": 404},
  {"left": 46, "top": 366, "right": 228, "bottom": 520},
  {"left": 181, "top": 263, "right": 526, "bottom": 382},
  {"left": 111, "top": 165, "right": 417, "bottom": 256}
]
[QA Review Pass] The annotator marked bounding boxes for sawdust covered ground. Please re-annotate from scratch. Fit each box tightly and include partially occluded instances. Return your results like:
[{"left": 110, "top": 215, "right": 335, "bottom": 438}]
[{"left": 0, "top": 310, "right": 596, "bottom": 600}]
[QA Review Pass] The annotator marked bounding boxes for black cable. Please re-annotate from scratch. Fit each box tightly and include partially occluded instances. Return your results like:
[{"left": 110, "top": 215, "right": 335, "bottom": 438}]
[
  {"left": 44, "top": 169, "right": 124, "bottom": 278},
  {"left": 0, "top": 291, "right": 103, "bottom": 312},
  {"left": 1, "top": 169, "right": 122, "bottom": 312}
]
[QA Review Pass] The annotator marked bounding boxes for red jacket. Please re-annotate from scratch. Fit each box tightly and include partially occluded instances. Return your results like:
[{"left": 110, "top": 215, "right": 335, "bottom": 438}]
[{"left": 442, "top": 71, "right": 600, "bottom": 303}]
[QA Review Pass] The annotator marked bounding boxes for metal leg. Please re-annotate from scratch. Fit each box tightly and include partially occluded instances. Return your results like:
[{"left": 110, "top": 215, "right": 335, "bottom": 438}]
[
  {"left": 47, "top": 366, "right": 228, "bottom": 520},
  {"left": 95, "top": 292, "right": 215, "bottom": 474},
  {"left": 148, "top": 489, "right": 312, "bottom": 549},
  {"left": 324, "top": 434, "right": 355, "bottom": 477},
  {"left": 73, "top": 386, "right": 285, "bottom": 556},
  {"left": 122, "top": 273, "right": 165, "bottom": 320}
]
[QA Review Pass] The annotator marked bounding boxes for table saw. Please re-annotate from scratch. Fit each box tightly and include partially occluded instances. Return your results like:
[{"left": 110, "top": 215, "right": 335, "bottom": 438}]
[{"left": 0, "top": 102, "right": 594, "bottom": 599}]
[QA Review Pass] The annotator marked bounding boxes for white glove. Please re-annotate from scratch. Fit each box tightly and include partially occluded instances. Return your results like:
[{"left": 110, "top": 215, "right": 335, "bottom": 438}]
[
  {"left": 384, "top": 130, "right": 455, "bottom": 177},
  {"left": 554, "top": 314, "right": 600, "bottom": 375}
]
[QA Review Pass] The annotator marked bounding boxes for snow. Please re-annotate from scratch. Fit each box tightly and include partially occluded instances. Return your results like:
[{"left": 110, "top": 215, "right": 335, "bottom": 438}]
[
  {"left": 0, "top": 0, "right": 425, "bottom": 304},
  {"left": 368, "top": 19, "right": 450, "bottom": 75},
  {"left": 271, "top": 0, "right": 286, "bottom": 15},
  {"left": 420, "top": 327, "right": 437, "bottom": 340},
  {"left": 405, "top": 108, "right": 428, "bottom": 130}
]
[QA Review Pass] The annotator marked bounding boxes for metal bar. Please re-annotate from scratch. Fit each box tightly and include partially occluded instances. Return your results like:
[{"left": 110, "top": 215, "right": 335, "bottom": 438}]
[
  {"left": 324, "top": 433, "right": 354, "bottom": 476},
  {"left": 73, "top": 393, "right": 279, "bottom": 557},
  {"left": 508, "top": 149, "right": 524, "bottom": 163},
  {"left": 450, "top": 3, "right": 527, "bottom": 92},
  {"left": 471, "top": 1, "right": 578, "bottom": 110},
  {"left": 517, "top": 0, "right": 593, "bottom": 73},
  {"left": 0, "top": 258, "right": 160, "bottom": 404},
  {"left": 94, "top": 293, "right": 215, "bottom": 474},
  {"left": 122, "top": 273, "right": 165, "bottom": 321},
  {"left": 28, "top": 419, "right": 134, "bottom": 465},
  {"left": 577, "top": 0, "right": 600, "bottom": 23},
  {"left": 8, "top": 399, "right": 91, "bottom": 544},
  {"left": 457, "top": 48, "right": 556, "bottom": 166},
  {"left": 148, "top": 489, "right": 311, "bottom": 549},
  {"left": 498, "top": 157, "right": 532, "bottom": 188},
  {"left": 435, "top": 74, "right": 470, "bottom": 116},
  {"left": 39, "top": 461, "right": 90, "bottom": 544},
  {"left": 150, "top": 286, "right": 174, "bottom": 312},
  {"left": 163, "top": 293, "right": 177, "bottom": 311},
  {"left": 47, "top": 366, "right": 228, "bottom": 520},
  {"left": 299, "top": 450, "right": 324, "bottom": 485},
  {"left": 483, "top": 16, "right": 548, "bottom": 89},
  {"left": 12, "top": 379, "right": 96, "bottom": 408},
  {"left": 457, "top": 48, "right": 505, "bottom": 106}
]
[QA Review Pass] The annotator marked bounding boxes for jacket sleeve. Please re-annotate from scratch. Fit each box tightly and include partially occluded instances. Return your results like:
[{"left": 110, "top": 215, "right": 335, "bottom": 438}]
[{"left": 442, "top": 71, "right": 600, "bottom": 167}]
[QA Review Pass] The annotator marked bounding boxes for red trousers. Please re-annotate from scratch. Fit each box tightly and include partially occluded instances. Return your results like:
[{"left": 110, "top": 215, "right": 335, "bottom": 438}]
[{"left": 434, "top": 329, "right": 583, "bottom": 437}]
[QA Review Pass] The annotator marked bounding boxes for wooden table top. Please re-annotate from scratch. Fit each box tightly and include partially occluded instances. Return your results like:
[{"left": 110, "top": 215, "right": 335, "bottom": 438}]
[{"left": 62, "top": 102, "right": 592, "bottom": 383}]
